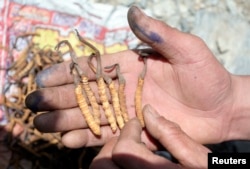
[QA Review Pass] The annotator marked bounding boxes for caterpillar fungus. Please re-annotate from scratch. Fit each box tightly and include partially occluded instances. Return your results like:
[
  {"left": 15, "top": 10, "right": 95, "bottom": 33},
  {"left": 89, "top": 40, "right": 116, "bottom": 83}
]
[
  {"left": 135, "top": 54, "right": 147, "bottom": 127},
  {"left": 75, "top": 30, "right": 118, "bottom": 132},
  {"left": 105, "top": 64, "right": 129, "bottom": 123},
  {"left": 87, "top": 54, "right": 118, "bottom": 132},
  {"left": 55, "top": 40, "right": 101, "bottom": 136}
]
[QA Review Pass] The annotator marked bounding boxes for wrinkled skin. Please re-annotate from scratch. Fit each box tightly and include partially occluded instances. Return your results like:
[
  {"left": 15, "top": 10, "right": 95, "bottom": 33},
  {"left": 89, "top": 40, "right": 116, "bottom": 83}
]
[
  {"left": 25, "top": 6, "right": 250, "bottom": 149},
  {"left": 90, "top": 105, "right": 210, "bottom": 169}
]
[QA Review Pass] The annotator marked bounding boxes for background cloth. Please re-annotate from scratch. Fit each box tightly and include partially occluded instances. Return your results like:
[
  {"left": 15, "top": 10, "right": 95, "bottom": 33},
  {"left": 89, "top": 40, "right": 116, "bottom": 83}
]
[{"left": 0, "top": 0, "right": 142, "bottom": 125}]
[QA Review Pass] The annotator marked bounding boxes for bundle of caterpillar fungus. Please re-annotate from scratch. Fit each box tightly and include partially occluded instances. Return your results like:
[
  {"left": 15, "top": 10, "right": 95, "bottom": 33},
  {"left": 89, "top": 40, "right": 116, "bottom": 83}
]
[
  {"left": 87, "top": 54, "right": 118, "bottom": 132},
  {"left": 74, "top": 75, "right": 101, "bottom": 136},
  {"left": 105, "top": 64, "right": 129, "bottom": 123},
  {"left": 55, "top": 40, "right": 101, "bottom": 135},
  {"left": 75, "top": 30, "right": 119, "bottom": 132},
  {"left": 89, "top": 56, "right": 124, "bottom": 130}
]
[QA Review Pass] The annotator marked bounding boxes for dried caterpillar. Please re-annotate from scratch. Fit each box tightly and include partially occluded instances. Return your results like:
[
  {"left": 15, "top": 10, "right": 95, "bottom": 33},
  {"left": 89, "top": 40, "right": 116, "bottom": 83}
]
[
  {"left": 135, "top": 56, "right": 147, "bottom": 127},
  {"left": 87, "top": 54, "right": 118, "bottom": 132},
  {"left": 105, "top": 64, "right": 129, "bottom": 123},
  {"left": 55, "top": 40, "right": 101, "bottom": 135},
  {"left": 81, "top": 75, "right": 101, "bottom": 125},
  {"left": 55, "top": 30, "right": 150, "bottom": 134},
  {"left": 75, "top": 82, "right": 101, "bottom": 135}
]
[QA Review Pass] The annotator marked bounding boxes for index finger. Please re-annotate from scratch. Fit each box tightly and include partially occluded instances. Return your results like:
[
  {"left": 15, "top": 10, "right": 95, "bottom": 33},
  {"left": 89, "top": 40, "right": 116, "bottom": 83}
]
[
  {"left": 36, "top": 50, "right": 141, "bottom": 88},
  {"left": 112, "top": 118, "right": 178, "bottom": 169},
  {"left": 117, "top": 117, "right": 142, "bottom": 143}
]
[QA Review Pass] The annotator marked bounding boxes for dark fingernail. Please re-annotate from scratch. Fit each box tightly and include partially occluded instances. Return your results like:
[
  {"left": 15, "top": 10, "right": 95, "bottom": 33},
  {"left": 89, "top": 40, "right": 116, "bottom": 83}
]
[
  {"left": 36, "top": 72, "right": 45, "bottom": 88},
  {"left": 25, "top": 91, "right": 44, "bottom": 112},
  {"left": 36, "top": 64, "right": 59, "bottom": 88},
  {"left": 127, "top": 6, "right": 163, "bottom": 44},
  {"left": 36, "top": 68, "right": 51, "bottom": 88}
]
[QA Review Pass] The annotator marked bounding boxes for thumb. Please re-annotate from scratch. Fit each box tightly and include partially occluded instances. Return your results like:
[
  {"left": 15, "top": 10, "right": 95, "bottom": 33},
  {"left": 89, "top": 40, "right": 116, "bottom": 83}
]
[
  {"left": 143, "top": 104, "right": 211, "bottom": 169},
  {"left": 127, "top": 6, "right": 213, "bottom": 64}
]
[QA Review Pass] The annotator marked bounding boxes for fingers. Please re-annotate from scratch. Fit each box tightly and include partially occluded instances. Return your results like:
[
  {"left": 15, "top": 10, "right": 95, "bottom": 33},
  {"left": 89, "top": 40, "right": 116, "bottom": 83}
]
[
  {"left": 112, "top": 118, "right": 177, "bottom": 169},
  {"left": 143, "top": 104, "right": 210, "bottom": 169},
  {"left": 36, "top": 50, "right": 140, "bottom": 88},
  {"left": 61, "top": 126, "right": 119, "bottom": 148},
  {"left": 90, "top": 109, "right": 210, "bottom": 169},
  {"left": 90, "top": 137, "right": 120, "bottom": 169},
  {"left": 25, "top": 81, "right": 111, "bottom": 112},
  {"left": 36, "top": 61, "right": 73, "bottom": 88},
  {"left": 127, "top": 6, "right": 214, "bottom": 64},
  {"left": 116, "top": 118, "right": 142, "bottom": 143},
  {"left": 33, "top": 107, "right": 109, "bottom": 133},
  {"left": 34, "top": 108, "right": 158, "bottom": 149},
  {"left": 25, "top": 84, "right": 76, "bottom": 112},
  {"left": 34, "top": 109, "right": 82, "bottom": 132}
]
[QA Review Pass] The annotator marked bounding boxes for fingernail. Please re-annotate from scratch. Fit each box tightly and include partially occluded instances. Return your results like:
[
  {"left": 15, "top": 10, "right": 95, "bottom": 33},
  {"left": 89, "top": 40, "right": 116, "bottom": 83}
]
[
  {"left": 25, "top": 91, "right": 44, "bottom": 112},
  {"left": 36, "top": 68, "right": 51, "bottom": 88},
  {"left": 127, "top": 6, "right": 163, "bottom": 44},
  {"left": 143, "top": 104, "right": 160, "bottom": 118},
  {"left": 36, "top": 72, "right": 45, "bottom": 88},
  {"left": 36, "top": 65, "right": 58, "bottom": 88}
]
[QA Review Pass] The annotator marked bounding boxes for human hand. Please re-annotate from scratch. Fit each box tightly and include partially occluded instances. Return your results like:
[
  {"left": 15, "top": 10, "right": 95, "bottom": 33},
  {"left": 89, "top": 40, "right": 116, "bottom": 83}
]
[
  {"left": 25, "top": 6, "right": 249, "bottom": 148},
  {"left": 90, "top": 105, "right": 210, "bottom": 169}
]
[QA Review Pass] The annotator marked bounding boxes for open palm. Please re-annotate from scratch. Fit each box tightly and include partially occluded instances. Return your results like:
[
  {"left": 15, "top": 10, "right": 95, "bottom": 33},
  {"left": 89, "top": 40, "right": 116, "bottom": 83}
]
[{"left": 26, "top": 6, "right": 235, "bottom": 148}]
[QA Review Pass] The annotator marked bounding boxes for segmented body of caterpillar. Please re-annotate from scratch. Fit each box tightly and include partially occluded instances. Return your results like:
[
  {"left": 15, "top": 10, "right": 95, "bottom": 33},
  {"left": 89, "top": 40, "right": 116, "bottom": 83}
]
[{"left": 75, "top": 83, "right": 101, "bottom": 135}]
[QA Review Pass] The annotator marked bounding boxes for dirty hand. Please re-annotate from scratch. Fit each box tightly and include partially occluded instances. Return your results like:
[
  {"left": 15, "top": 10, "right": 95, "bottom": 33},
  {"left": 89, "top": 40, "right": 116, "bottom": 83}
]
[
  {"left": 90, "top": 105, "right": 210, "bottom": 169},
  {"left": 25, "top": 6, "right": 250, "bottom": 148}
]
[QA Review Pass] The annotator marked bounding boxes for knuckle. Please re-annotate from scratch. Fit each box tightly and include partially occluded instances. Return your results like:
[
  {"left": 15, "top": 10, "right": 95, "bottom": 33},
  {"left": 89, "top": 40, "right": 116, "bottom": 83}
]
[{"left": 155, "top": 116, "right": 184, "bottom": 141}]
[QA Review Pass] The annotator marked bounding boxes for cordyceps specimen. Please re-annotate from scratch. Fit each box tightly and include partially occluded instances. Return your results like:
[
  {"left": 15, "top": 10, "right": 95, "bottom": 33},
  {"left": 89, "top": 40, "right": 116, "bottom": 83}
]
[
  {"left": 105, "top": 63, "right": 129, "bottom": 123},
  {"left": 135, "top": 53, "right": 148, "bottom": 127},
  {"left": 75, "top": 30, "right": 119, "bottom": 132},
  {"left": 55, "top": 40, "right": 101, "bottom": 136},
  {"left": 88, "top": 55, "right": 124, "bottom": 130},
  {"left": 52, "top": 30, "right": 150, "bottom": 135},
  {"left": 1, "top": 32, "right": 65, "bottom": 168}
]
